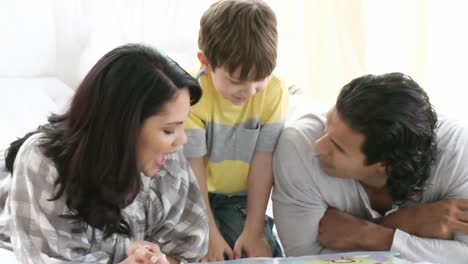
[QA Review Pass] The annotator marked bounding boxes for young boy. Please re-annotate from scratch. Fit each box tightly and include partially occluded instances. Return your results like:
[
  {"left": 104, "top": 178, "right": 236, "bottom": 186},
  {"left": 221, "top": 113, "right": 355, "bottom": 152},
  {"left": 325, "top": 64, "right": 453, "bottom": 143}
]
[{"left": 183, "top": 0, "right": 288, "bottom": 261}]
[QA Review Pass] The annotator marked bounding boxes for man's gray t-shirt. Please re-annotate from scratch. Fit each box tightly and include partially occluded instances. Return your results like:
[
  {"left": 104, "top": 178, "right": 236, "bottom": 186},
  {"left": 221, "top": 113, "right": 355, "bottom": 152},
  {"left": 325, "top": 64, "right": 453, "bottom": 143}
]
[{"left": 272, "top": 113, "right": 468, "bottom": 263}]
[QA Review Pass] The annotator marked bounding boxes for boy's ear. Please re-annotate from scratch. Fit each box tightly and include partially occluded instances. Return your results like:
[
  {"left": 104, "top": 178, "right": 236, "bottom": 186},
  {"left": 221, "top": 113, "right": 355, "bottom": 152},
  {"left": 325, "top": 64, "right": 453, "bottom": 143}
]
[{"left": 197, "top": 51, "right": 212, "bottom": 73}]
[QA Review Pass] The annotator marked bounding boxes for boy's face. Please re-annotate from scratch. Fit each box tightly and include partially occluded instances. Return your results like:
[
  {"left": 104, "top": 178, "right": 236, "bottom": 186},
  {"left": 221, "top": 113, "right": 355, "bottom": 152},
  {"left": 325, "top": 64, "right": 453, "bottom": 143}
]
[
  {"left": 197, "top": 51, "right": 269, "bottom": 105},
  {"left": 314, "top": 107, "right": 387, "bottom": 188},
  {"left": 210, "top": 66, "right": 268, "bottom": 105}
]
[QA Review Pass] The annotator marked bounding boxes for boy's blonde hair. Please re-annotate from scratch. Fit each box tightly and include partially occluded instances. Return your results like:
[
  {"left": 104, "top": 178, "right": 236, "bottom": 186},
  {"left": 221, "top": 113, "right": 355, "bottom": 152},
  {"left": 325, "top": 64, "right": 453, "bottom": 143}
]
[{"left": 198, "top": 0, "right": 277, "bottom": 81}]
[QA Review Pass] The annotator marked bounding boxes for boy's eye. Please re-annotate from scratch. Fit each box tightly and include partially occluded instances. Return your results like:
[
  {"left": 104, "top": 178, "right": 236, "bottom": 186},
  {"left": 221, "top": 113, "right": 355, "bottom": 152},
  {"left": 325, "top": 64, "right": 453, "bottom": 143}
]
[{"left": 163, "top": 130, "right": 175, "bottom": 135}]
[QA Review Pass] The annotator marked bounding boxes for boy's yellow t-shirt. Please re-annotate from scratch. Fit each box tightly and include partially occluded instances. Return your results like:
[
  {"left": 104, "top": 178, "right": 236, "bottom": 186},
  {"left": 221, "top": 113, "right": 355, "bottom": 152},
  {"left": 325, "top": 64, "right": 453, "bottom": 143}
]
[{"left": 183, "top": 71, "right": 288, "bottom": 194}]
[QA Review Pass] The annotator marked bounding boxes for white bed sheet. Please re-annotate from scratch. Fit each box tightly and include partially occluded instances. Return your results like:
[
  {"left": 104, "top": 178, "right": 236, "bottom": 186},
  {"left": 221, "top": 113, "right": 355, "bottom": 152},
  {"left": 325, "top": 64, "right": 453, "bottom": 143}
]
[
  {"left": 0, "top": 77, "right": 74, "bottom": 160},
  {"left": 0, "top": 247, "right": 17, "bottom": 263}
]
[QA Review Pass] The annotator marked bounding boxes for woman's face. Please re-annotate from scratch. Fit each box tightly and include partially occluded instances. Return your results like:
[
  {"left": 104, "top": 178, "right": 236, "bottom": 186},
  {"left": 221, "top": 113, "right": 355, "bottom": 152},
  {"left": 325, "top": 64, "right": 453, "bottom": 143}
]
[{"left": 136, "top": 88, "right": 190, "bottom": 177}]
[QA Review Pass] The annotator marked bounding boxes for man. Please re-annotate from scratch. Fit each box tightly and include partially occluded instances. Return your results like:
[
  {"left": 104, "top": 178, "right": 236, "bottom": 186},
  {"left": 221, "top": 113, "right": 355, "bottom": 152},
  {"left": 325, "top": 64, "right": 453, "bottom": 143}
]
[{"left": 272, "top": 72, "right": 468, "bottom": 263}]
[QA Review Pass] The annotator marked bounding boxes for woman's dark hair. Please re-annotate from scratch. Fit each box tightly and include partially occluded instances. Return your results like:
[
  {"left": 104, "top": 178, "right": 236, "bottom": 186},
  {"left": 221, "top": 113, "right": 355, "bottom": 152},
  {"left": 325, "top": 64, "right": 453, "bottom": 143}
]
[
  {"left": 336, "top": 72, "right": 437, "bottom": 204},
  {"left": 4, "top": 43, "right": 201, "bottom": 238}
]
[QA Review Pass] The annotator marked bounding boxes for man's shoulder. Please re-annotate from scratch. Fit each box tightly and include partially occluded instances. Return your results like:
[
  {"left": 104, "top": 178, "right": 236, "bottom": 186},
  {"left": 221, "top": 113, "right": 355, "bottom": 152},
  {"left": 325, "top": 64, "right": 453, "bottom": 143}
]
[
  {"left": 425, "top": 115, "right": 468, "bottom": 199},
  {"left": 274, "top": 113, "right": 360, "bottom": 206},
  {"left": 274, "top": 113, "right": 326, "bottom": 166},
  {"left": 282, "top": 112, "right": 326, "bottom": 143},
  {"left": 436, "top": 115, "right": 468, "bottom": 146},
  {"left": 434, "top": 115, "right": 468, "bottom": 163}
]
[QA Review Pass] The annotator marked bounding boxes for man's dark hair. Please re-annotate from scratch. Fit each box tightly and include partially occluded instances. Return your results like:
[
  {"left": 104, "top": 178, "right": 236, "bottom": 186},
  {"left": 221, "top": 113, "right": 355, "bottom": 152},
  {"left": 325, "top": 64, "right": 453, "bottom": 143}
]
[
  {"left": 5, "top": 44, "right": 201, "bottom": 238},
  {"left": 336, "top": 72, "right": 438, "bottom": 203}
]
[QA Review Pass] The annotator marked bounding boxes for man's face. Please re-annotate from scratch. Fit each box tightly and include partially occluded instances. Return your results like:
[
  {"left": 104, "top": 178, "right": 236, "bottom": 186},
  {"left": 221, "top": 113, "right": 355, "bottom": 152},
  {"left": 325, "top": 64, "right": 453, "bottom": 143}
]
[
  {"left": 210, "top": 66, "right": 268, "bottom": 105},
  {"left": 314, "top": 107, "right": 386, "bottom": 188}
]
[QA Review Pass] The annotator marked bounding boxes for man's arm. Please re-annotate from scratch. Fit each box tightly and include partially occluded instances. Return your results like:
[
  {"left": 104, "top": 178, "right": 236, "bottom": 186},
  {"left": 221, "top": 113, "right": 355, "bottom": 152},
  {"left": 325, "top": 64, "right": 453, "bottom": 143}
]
[
  {"left": 319, "top": 205, "right": 468, "bottom": 264},
  {"left": 380, "top": 199, "right": 468, "bottom": 263},
  {"left": 318, "top": 208, "right": 395, "bottom": 251},
  {"left": 378, "top": 199, "right": 468, "bottom": 239},
  {"left": 319, "top": 199, "right": 468, "bottom": 250},
  {"left": 272, "top": 125, "right": 328, "bottom": 256},
  {"left": 234, "top": 151, "right": 273, "bottom": 258}
]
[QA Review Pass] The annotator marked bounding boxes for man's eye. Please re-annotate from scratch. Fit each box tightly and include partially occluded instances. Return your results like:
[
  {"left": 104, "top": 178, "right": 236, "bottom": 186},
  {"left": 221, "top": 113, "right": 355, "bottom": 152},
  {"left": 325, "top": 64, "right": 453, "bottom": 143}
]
[{"left": 163, "top": 130, "right": 175, "bottom": 135}]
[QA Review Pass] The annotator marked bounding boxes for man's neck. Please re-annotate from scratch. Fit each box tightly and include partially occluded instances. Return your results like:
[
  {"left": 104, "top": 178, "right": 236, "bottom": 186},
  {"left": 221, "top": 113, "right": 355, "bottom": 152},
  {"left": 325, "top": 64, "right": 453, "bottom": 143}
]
[{"left": 361, "top": 183, "right": 393, "bottom": 215}]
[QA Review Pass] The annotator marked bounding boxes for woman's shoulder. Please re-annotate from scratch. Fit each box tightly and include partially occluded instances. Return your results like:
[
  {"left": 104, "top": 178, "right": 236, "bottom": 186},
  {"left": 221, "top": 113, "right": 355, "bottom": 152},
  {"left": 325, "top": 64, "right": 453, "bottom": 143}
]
[
  {"left": 15, "top": 133, "right": 48, "bottom": 166},
  {"left": 14, "top": 133, "right": 57, "bottom": 185}
]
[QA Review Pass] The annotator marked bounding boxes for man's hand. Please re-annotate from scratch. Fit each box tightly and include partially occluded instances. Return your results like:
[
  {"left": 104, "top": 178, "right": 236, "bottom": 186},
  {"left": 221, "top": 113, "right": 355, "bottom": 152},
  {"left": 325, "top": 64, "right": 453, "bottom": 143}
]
[
  {"left": 233, "top": 229, "right": 272, "bottom": 259},
  {"left": 200, "top": 227, "right": 234, "bottom": 262},
  {"left": 380, "top": 199, "right": 468, "bottom": 239},
  {"left": 319, "top": 208, "right": 394, "bottom": 251},
  {"left": 121, "top": 240, "right": 169, "bottom": 264}
]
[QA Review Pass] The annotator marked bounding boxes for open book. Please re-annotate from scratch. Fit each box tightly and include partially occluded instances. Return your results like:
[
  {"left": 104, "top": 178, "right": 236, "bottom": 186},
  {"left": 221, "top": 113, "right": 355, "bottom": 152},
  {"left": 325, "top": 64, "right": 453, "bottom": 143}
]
[{"left": 195, "top": 251, "right": 416, "bottom": 264}]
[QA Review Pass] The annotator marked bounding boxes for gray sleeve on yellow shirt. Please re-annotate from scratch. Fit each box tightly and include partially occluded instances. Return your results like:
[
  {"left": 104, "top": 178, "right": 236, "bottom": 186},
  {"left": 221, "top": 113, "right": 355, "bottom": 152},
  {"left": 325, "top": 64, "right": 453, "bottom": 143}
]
[
  {"left": 183, "top": 128, "right": 207, "bottom": 158},
  {"left": 256, "top": 122, "right": 284, "bottom": 152}
]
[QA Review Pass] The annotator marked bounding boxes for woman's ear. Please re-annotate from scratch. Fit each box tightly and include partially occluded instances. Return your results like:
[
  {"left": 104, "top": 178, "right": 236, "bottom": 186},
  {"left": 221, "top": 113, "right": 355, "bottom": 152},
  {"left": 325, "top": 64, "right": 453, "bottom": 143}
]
[{"left": 197, "top": 51, "right": 212, "bottom": 73}]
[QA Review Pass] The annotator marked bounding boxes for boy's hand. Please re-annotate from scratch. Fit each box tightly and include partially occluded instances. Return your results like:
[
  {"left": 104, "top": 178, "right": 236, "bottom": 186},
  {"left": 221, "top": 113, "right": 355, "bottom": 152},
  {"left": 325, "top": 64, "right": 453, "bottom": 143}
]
[
  {"left": 121, "top": 240, "right": 169, "bottom": 264},
  {"left": 233, "top": 229, "right": 272, "bottom": 259},
  {"left": 201, "top": 228, "right": 234, "bottom": 262}
]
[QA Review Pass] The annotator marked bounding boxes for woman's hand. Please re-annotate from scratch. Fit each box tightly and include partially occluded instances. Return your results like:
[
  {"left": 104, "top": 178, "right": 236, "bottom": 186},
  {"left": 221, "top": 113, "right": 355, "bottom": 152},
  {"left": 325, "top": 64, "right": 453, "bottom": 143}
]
[{"left": 120, "top": 240, "right": 169, "bottom": 264}]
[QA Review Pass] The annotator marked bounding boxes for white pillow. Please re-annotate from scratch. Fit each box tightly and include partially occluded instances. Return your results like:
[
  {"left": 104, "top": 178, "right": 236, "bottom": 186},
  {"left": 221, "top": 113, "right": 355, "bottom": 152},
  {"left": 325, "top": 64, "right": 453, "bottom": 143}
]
[
  {"left": 0, "top": 78, "right": 73, "bottom": 152},
  {"left": 78, "top": 29, "right": 126, "bottom": 83},
  {"left": 0, "top": 0, "right": 56, "bottom": 77}
]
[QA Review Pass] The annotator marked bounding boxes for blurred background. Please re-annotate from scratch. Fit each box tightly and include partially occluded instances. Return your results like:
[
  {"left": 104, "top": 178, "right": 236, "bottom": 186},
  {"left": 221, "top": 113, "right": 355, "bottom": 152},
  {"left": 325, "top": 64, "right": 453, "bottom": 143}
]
[
  {"left": 0, "top": 1, "right": 467, "bottom": 259},
  {"left": 1, "top": 0, "right": 467, "bottom": 124}
]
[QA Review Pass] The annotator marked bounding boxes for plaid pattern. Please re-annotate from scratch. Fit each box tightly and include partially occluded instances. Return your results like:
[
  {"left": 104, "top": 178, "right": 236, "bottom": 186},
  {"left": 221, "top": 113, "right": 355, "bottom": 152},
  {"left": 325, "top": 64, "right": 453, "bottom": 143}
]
[{"left": 0, "top": 133, "right": 208, "bottom": 263}]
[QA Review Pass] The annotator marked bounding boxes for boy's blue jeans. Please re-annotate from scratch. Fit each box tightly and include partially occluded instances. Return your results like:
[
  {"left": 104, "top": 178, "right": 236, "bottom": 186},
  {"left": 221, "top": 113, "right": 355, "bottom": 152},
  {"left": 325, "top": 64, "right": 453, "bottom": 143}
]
[{"left": 208, "top": 193, "right": 283, "bottom": 258}]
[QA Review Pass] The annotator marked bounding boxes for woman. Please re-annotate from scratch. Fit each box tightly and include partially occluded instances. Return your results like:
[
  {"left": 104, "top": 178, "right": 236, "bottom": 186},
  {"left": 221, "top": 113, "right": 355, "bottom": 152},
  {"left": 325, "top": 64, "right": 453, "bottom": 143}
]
[{"left": 0, "top": 44, "right": 208, "bottom": 264}]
